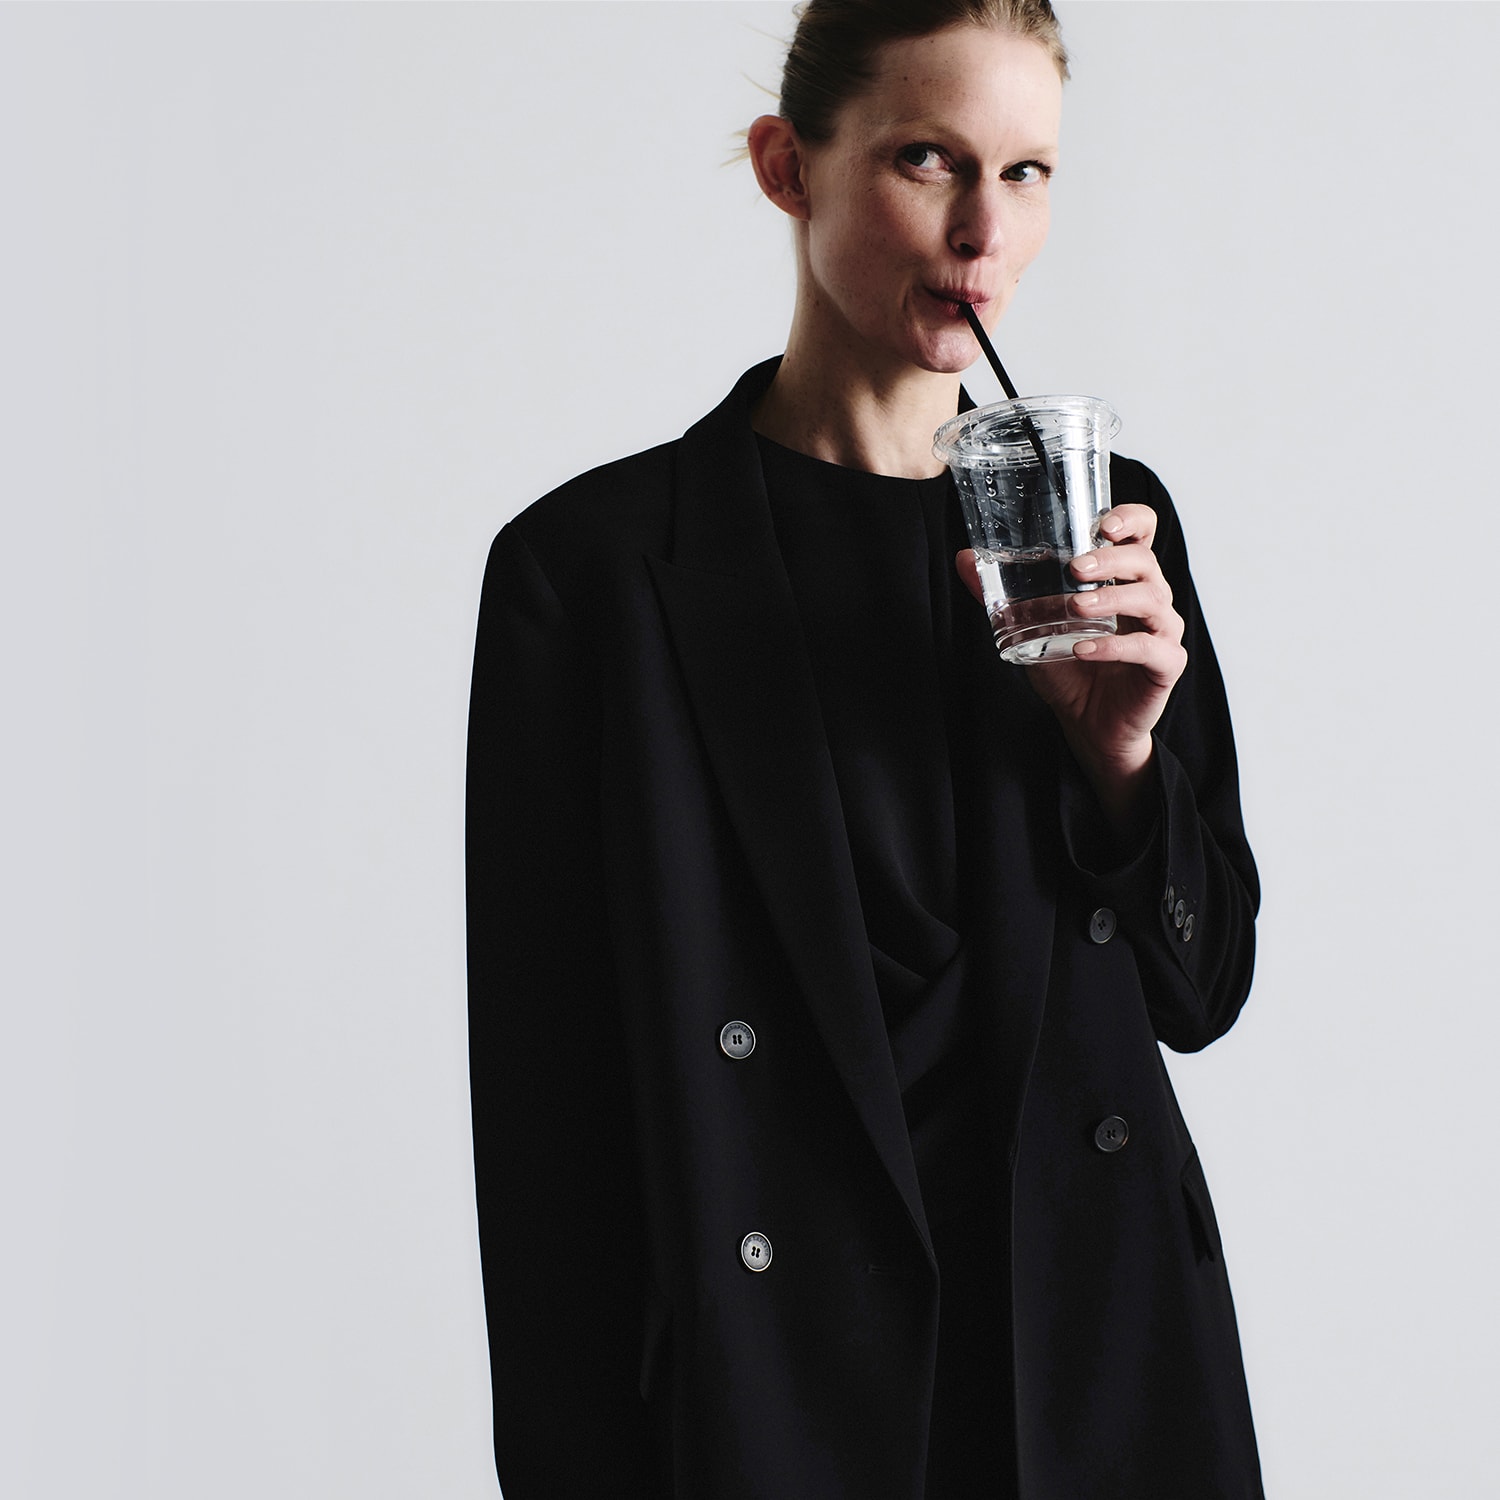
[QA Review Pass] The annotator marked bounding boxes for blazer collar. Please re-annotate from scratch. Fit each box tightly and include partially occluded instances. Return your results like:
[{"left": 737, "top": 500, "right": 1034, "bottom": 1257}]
[
  {"left": 666, "top": 358, "right": 977, "bottom": 571},
  {"left": 664, "top": 358, "right": 785, "bottom": 576}
]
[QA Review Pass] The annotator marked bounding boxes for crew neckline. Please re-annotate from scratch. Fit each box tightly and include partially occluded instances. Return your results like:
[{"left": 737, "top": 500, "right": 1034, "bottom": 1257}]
[{"left": 755, "top": 431, "right": 952, "bottom": 488}]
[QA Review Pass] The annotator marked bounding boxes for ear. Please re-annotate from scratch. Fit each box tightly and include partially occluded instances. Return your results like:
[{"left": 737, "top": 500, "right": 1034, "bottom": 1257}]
[{"left": 747, "top": 114, "right": 813, "bottom": 222}]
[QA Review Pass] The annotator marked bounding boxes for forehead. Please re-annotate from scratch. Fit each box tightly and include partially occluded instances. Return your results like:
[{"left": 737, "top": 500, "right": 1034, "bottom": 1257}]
[{"left": 841, "top": 24, "right": 1063, "bottom": 142}]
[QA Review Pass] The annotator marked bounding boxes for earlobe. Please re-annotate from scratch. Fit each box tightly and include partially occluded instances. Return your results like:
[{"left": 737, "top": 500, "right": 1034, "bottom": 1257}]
[{"left": 747, "top": 113, "right": 812, "bottom": 222}]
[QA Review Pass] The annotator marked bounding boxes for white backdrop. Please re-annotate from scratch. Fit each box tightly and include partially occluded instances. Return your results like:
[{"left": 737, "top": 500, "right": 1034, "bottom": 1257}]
[{"left": 4, "top": 3, "right": 1497, "bottom": 1496}]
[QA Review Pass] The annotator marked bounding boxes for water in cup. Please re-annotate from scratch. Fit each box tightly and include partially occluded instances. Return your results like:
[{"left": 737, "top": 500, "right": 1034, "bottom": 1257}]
[{"left": 935, "top": 395, "right": 1121, "bottom": 665}]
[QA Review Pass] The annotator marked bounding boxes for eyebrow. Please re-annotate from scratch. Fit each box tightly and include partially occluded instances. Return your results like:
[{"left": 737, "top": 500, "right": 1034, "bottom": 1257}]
[{"left": 872, "top": 108, "right": 1056, "bottom": 144}]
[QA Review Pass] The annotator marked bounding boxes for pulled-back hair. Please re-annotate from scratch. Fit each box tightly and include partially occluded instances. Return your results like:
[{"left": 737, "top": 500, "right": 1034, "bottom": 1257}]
[{"left": 779, "top": 0, "right": 1068, "bottom": 143}]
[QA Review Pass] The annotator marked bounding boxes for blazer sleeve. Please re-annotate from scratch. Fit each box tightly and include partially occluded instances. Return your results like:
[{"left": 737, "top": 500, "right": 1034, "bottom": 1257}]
[
  {"left": 1058, "top": 459, "right": 1260, "bottom": 1054},
  {"left": 466, "top": 523, "right": 662, "bottom": 1495}
]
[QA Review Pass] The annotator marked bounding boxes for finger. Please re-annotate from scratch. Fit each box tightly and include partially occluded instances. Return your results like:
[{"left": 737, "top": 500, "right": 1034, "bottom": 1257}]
[
  {"left": 954, "top": 549, "right": 984, "bottom": 607},
  {"left": 1071, "top": 629, "right": 1188, "bottom": 685},
  {"left": 1072, "top": 581, "right": 1183, "bottom": 642},
  {"left": 1072, "top": 541, "right": 1170, "bottom": 595},
  {"left": 1098, "top": 503, "right": 1158, "bottom": 550},
  {"left": 1077, "top": 543, "right": 1165, "bottom": 594}
]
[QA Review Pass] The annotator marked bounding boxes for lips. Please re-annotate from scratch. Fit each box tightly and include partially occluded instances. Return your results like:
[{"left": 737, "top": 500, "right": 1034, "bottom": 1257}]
[{"left": 927, "top": 286, "right": 992, "bottom": 318}]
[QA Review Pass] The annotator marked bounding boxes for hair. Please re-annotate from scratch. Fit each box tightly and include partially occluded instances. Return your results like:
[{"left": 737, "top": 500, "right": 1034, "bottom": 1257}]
[{"left": 778, "top": 0, "right": 1068, "bottom": 143}]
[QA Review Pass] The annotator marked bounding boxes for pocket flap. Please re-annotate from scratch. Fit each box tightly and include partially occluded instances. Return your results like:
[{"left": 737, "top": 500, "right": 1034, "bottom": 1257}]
[{"left": 1180, "top": 1149, "right": 1224, "bottom": 1264}]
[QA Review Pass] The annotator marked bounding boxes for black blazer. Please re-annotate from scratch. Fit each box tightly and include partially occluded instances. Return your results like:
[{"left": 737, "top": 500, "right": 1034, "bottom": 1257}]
[{"left": 467, "top": 360, "right": 1263, "bottom": 1498}]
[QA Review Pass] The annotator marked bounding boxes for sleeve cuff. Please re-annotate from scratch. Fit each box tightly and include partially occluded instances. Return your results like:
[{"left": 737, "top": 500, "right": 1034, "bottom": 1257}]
[{"left": 1057, "top": 742, "right": 1168, "bottom": 901}]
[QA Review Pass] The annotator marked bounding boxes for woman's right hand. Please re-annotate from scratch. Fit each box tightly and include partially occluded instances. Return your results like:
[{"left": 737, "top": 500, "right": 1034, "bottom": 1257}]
[{"left": 955, "top": 503, "right": 1186, "bottom": 837}]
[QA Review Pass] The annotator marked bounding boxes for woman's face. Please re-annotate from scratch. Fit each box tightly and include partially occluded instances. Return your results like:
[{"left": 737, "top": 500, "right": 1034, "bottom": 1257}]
[{"left": 794, "top": 25, "right": 1063, "bottom": 377}]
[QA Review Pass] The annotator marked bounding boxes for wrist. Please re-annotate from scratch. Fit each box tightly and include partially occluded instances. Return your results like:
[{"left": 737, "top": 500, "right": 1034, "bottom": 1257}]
[{"left": 1071, "top": 736, "right": 1156, "bottom": 842}]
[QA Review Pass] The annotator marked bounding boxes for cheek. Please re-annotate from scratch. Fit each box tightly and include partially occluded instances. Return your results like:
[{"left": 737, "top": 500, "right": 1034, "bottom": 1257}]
[
  {"left": 810, "top": 231, "right": 871, "bottom": 299},
  {"left": 813, "top": 216, "right": 900, "bottom": 295},
  {"left": 861, "top": 183, "right": 931, "bottom": 253}
]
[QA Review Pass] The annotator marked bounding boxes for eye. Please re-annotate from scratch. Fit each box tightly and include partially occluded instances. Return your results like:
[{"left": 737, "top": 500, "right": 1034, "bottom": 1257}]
[
  {"left": 897, "top": 143, "right": 948, "bottom": 173},
  {"left": 1002, "top": 160, "right": 1053, "bottom": 185}
]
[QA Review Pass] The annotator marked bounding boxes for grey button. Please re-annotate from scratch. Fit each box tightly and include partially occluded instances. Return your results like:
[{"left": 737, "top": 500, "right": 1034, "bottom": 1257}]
[
  {"left": 1088, "top": 907, "right": 1117, "bottom": 944},
  {"left": 1173, "top": 899, "right": 1187, "bottom": 929},
  {"left": 719, "top": 1021, "right": 756, "bottom": 1060},
  {"left": 1094, "top": 1115, "right": 1129, "bottom": 1153},
  {"left": 740, "top": 1232, "right": 772, "bottom": 1272},
  {"left": 1182, "top": 913, "right": 1195, "bottom": 943},
  {"left": 1164, "top": 883, "right": 1175, "bottom": 912}
]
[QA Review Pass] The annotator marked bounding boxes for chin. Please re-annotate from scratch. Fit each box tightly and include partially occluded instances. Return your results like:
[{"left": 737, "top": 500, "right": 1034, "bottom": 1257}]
[
  {"left": 929, "top": 351, "right": 976, "bottom": 376},
  {"left": 911, "top": 333, "right": 981, "bottom": 377}
]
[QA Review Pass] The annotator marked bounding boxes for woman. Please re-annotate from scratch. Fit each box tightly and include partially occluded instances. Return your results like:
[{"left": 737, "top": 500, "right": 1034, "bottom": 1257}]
[{"left": 467, "top": 2, "right": 1262, "bottom": 1496}]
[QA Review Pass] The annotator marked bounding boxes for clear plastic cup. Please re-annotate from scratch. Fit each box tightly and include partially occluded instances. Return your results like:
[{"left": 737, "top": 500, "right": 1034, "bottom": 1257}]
[{"left": 934, "top": 395, "right": 1122, "bottom": 665}]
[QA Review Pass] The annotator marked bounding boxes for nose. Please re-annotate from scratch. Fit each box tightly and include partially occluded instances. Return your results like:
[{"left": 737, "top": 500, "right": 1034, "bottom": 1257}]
[{"left": 949, "top": 179, "right": 1006, "bottom": 260}]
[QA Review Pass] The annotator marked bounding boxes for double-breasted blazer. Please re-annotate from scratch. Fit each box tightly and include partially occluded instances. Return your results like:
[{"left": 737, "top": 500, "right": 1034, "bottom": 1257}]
[{"left": 467, "top": 359, "right": 1264, "bottom": 1498}]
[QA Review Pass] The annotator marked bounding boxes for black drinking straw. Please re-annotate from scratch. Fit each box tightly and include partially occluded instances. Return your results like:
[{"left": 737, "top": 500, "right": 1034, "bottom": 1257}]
[
  {"left": 962, "top": 302, "right": 1019, "bottom": 400},
  {"left": 961, "top": 303, "right": 1065, "bottom": 502}
]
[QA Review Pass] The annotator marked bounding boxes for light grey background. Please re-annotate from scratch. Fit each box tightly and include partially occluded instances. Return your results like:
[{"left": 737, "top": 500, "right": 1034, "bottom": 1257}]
[{"left": 4, "top": 3, "right": 1496, "bottom": 1496}]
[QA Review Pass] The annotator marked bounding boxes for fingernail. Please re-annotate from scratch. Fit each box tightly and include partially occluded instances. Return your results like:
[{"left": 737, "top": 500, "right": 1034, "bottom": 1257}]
[
  {"left": 1073, "top": 639, "right": 1099, "bottom": 656},
  {"left": 1074, "top": 553, "right": 1099, "bottom": 575},
  {"left": 1100, "top": 513, "right": 1123, "bottom": 535}
]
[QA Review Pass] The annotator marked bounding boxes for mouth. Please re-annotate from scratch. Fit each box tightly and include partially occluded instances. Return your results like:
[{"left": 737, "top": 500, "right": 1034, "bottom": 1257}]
[{"left": 926, "top": 287, "right": 992, "bottom": 320}]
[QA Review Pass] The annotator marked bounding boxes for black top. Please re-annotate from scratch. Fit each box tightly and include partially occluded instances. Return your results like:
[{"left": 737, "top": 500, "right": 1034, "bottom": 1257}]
[
  {"left": 759, "top": 434, "right": 1017, "bottom": 1495},
  {"left": 758, "top": 436, "right": 1012, "bottom": 1190}
]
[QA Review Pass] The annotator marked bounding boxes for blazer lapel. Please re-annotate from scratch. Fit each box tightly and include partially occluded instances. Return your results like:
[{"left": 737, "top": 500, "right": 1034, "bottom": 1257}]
[{"left": 646, "top": 361, "right": 932, "bottom": 1259}]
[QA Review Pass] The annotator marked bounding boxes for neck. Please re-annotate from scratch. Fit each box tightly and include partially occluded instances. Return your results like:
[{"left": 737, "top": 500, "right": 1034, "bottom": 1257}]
[{"left": 751, "top": 313, "right": 962, "bottom": 480}]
